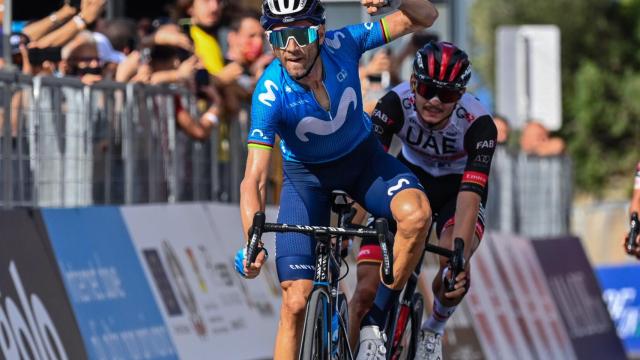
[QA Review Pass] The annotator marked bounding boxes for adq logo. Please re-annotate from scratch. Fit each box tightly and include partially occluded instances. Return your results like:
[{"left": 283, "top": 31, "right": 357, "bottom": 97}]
[{"left": 0, "top": 261, "right": 68, "bottom": 360}]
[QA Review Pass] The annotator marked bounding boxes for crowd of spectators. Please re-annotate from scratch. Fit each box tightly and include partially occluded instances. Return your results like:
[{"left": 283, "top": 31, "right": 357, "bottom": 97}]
[
  {"left": 5, "top": 0, "right": 272, "bottom": 141},
  {"left": 0, "top": 1, "right": 570, "bottom": 207}
]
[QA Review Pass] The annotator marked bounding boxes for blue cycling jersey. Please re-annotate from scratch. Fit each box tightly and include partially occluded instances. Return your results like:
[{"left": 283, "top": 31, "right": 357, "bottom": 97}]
[{"left": 248, "top": 21, "right": 390, "bottom": 163}]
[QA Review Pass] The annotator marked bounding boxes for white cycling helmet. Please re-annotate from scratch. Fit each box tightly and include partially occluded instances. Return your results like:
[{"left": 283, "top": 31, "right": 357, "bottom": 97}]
[{"left": 261, "top": 0, "right": 325, "bottom": 30}]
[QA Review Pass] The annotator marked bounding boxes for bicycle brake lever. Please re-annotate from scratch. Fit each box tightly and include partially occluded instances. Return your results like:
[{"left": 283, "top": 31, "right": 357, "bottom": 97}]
[{"left": 445, "top": 238, "right": 465, "bottom": 293}]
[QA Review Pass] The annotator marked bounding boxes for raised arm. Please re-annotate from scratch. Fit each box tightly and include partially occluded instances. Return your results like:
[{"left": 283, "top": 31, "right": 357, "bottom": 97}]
[
  {"left": 366, "top": 0, "right": 438, "bottom": 41},
  {"left": 631, "top": 164, "right": 640, "bottom": 216},
  {"left": 22, "top": 4, "right": 77, "bottom": 42}
]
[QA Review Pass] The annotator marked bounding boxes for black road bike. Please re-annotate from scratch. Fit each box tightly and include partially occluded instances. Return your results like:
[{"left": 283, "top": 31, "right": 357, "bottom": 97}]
[
  {"left": 384, "top": 226, "right": 466, "bottom": 360},
  {"left": 246, "top": 191, "right": 395, "bottom": 360}
]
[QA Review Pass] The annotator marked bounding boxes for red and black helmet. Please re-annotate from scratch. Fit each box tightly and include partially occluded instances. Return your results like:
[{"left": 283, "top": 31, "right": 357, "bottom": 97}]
[{"left": 413, "top": 41, "right": 471, "bottom": 90}]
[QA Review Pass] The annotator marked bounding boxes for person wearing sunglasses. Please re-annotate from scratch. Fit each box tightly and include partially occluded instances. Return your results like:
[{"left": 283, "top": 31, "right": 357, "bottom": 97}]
[
  {"left": 235, "top": 0, "right": 439, "bottom": 358},
  {"left": 353, "top": 41, "right": 498, "bottom": 360}
]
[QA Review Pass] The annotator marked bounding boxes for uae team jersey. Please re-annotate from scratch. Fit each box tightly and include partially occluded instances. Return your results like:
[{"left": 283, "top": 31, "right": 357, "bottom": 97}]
[
  {"left": 248, "top": 21, "right": 391, "bottom": 163},
  {"left": 371, "top": 82, "right": 497, "bottom": 195}
]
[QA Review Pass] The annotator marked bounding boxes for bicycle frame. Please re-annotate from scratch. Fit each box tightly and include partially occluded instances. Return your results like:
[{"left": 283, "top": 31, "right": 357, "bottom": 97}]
[
  {"left": 247, "top": 205, "right": 394, "bottom": 360},
  {"left": 386, "top": 225, "right": 466, "bottom": 359}
]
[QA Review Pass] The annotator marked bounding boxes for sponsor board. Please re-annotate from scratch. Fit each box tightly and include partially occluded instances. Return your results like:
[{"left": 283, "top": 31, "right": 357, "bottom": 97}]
[
  {"left": 490, "top": 232, "right": 575, "bottom": 359},
  {"left": 532, "top": 236, "right": 626, "bottom": 360},
  {"left": 596, "top": 264, "right": 640, "bottom": 355},
  {"left": 42, "top": 207, "right": 177, "bottom": 360},
  {"left": 466, "top": 234, "right": 532, "bottom": 360},
  {"left": 0, "top": 209, "right": 87, "bottom": 360},
  {"left": 122, "top": 203, "right": 278, "bottom": 360}
]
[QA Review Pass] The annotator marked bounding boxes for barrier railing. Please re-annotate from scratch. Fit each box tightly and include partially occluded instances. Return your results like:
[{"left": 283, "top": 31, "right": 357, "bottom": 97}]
[
  {"left": 0, "top": 71, "right": 252, "bottom": 208},
  {"left": 486, "top": 145, "right": 573, "bottom": 238}
]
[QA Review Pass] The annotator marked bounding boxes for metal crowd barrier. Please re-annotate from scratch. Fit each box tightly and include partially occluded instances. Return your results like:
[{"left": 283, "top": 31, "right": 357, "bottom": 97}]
[
  {"left": 0, "top": 71, "right": 250, "bottom": 208},
  {"left": 487, "top": 145, "right": 573, "bottom": 238}
]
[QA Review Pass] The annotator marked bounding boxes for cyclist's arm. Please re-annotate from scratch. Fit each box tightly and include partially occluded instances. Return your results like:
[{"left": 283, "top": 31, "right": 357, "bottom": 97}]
[
  {"left": 454, "top": 115, "right": 497, "bottom": 257},
  {"left": 381, "top": 0, "right": 438, "bottom": 41},
  {"left": 370, "top": 90, "right": 404, "bottom": 152},
  {"left": 631, "top": 190, "right": 640, "bottom": 216},
  {"left": 631, "top": 164, "right": 640, "bottom": 216},
  {"left": 240, "top": 148, "right": 272, "bottom": 240},
  {"left": 241, "top": 74, "right": 280, "bottom": 240}
]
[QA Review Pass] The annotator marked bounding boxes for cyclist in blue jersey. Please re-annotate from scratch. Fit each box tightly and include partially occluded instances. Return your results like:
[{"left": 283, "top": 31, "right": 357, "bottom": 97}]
[{"left": 234, "top": 0, "right": 438, "bottom": 358}]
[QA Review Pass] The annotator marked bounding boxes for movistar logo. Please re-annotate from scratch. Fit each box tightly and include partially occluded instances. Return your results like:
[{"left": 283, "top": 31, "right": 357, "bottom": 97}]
[
  {"left": 295, "top": 87, "right": 357, "bottom": 142},
  {"left": 258, "top": 80, "right": 278, "bottom": 107},
  {"left": 387, "top": 178, "right": 410, "bottom": 196},
  {"left": 325, "top": 31, "right": 346, "bottom": 52}
]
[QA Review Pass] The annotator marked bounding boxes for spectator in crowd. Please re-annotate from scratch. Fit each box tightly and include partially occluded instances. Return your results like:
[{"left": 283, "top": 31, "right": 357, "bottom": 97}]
[
  {"left": 28, "top": 0, "right": 106, "bottom": 48},
  {"left": 60, "top": 31, "right": 104, "bottom": 85},
  {"left": 222, "top": 10, "right": 274, "bottom": 113},
  {"left": 520, "top": 120, "right": 565, "bottom": 156},
  {"left": 494, "top": 115, "right": 510, "bottom": 145},
  {"left": 360, "top": 49, "right": 392, "bottom": 114},
  {"left": 225, "top": 10, "right": 273, "bottom": 91},
  {"left": 102, "top": 18, "right": 138, "bottom": 55},
  {"left": 92, "top": 32, "right": 126, "bottom": 79},
  {"left": 21, "top": 2, "right": 79, "bottom": 43}
]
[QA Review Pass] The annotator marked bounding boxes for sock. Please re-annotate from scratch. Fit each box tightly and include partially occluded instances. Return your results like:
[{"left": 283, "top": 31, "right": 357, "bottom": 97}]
[
  {"left": 361, "top": 282, "right": 401, "bottom": 328},
  {"left": 422, "top": 296, "right": 457, "bottom": 335}
]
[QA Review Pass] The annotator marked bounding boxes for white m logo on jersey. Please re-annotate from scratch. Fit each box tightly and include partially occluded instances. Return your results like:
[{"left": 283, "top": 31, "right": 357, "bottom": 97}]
[
  {"left": 387, "top": 178, "right": 410, "bottom": 196},
  {"left": 325, "top": 31, "right": 346, "bottom": 52},
  {"left": 295, "top": 87, "right": 357, "bottom": 142},
  {"left": 258, "top": 80, "right": 278, "bottom": 107}
]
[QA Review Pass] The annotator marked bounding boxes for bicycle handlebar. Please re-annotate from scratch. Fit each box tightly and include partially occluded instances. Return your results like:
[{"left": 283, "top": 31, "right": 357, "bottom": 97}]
[
  {"left": 246, "top": 212, "right": 266, "bottom": 265},
  {"left": 626, "top": 212, "right": 639, "bottom": 255},
  {"left": 247, "top": 211, "right": 394, "bottom": 284}
]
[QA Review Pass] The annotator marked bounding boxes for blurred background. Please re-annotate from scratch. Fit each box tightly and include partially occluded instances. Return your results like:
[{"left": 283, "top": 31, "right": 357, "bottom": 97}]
[{"left": 0, "top": 0, "right": 638, "bottom": 359}]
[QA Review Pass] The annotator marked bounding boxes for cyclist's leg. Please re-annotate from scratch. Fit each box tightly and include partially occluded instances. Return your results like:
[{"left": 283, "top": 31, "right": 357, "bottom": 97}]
[
  {"left": 349, "top": 143, "right": 431, "bottom": 330},
  {"left": 348, "top": 239, "right": 382, "bottom": 348},
  {"left": 274, "top": 164, "right": 331, "bottom": 359}
]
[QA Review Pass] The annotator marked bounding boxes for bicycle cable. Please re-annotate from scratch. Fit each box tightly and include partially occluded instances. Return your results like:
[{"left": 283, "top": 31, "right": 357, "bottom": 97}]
[{"left": 338, "top": 256, "right": 350, "bottom": 282}]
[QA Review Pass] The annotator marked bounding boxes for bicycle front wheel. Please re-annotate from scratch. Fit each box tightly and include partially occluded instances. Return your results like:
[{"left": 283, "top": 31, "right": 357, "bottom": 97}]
[
  {"left": 300, "top": 289, "right": 331, "bottom": 360},
  {"left": 390, "top": 292, "right": 424, "bottom": 360},
  {"left": 334, "top": 293, "right": 352, "bottom": 360}
]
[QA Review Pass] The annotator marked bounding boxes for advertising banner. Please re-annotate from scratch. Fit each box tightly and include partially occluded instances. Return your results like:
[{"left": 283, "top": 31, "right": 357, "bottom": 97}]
[
  {"left": 0, "top": 209, "right": 87, "bottom": 360},
  {"left": 532, "top": 236, "right": 626, "bottom": 360},
  {"left": 465, "top": 234, "right": 532, "bottom": 360},
  {"left": 122, "top": 203, "right": 278, "bottom": 360},
  {"left": 42, "top": 207, "right": 177, "bottom": 360},
  {"left": 489, "top": 232, "right": 575, "bottom": 359},
  {"left": 596, "top": 264, "right": 640, "bottom": 356}
]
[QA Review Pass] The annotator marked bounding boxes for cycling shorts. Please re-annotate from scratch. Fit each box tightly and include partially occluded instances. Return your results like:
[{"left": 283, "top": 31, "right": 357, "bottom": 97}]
[
  {"left": 357, "top": 154, "right": 487, "bottom": 264},
  {"left": 275, "top": 134, "right": 423, "bottom": 281}
]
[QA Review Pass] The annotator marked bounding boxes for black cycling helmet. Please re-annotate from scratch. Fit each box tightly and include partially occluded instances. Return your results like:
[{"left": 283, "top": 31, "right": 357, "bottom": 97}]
[
  {"left": 413, "top": 41, "right": 471, "bottom": 90},
  {"left": 261, "top": 0, "right": 326, "bottom": 30}
]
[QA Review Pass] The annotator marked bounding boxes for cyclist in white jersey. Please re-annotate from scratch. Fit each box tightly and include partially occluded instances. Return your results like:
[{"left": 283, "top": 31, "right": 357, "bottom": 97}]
[
  {"left": 234, "top": 0, "right": 439, "bottom": 358},
  {"left": 351, "top": 42, "right": 497, "bottom": 360}
]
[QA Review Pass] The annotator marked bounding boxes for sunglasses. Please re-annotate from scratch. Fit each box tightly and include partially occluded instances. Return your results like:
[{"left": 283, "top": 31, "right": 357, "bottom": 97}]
[
  {"left": 414, "top": 81, "right": 464, "bottom": 103},
  {"left": 266, "top": 25, "right": 319, "bottom": 49}
]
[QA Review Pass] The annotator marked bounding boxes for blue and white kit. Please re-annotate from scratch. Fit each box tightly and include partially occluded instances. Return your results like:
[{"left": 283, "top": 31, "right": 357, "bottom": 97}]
[{"left": 248, "top": 21, "right": 423, "bottom": 281}]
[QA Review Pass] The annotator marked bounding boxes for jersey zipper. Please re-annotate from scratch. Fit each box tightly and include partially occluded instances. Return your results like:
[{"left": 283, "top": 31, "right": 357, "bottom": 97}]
[{"left": 311, "top": 82, "right": 333, "bottom": 124}]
